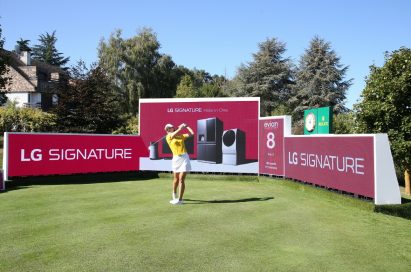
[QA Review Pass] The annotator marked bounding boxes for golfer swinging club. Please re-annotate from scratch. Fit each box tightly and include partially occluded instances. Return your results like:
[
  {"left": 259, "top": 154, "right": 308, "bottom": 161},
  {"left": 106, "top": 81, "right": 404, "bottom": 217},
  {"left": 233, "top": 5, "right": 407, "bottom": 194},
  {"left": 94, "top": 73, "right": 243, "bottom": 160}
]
[{"left": 164, "top": 123, "right": 194, "bottom": 205}]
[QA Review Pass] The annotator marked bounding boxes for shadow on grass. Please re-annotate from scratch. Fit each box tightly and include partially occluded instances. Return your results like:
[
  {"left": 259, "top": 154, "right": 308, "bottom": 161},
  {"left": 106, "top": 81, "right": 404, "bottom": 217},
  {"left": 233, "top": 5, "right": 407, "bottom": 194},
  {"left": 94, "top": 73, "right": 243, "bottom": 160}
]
[
  {"left": 3, "top": 171, "right": 159, "bottom": 192},
  {"left": 184, "top": 197, "right": 274, "bottom": 204}
]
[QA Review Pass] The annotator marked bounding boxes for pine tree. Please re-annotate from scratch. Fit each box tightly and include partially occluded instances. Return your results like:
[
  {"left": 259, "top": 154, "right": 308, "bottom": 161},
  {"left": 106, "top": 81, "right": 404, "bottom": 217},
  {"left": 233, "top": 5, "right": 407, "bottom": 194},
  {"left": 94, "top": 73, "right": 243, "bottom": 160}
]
[
  {"left": 230, "top": 38, "right": 294, "bottom": 116},
  {"left": 32, "top": 31, "right": 70, "bottom": 68},
  {"left": 16, "top": 38, "right": 31, "bottom": 51},
  {"left": 289, "top": 36, "right": 351, "bottom": 121}
]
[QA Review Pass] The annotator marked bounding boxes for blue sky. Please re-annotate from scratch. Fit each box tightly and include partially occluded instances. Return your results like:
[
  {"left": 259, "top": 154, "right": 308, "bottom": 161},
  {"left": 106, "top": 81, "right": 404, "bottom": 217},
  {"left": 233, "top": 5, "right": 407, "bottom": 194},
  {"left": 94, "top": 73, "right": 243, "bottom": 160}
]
[{"left": 1, "top": 0, "right": 410, "bottom": 109}]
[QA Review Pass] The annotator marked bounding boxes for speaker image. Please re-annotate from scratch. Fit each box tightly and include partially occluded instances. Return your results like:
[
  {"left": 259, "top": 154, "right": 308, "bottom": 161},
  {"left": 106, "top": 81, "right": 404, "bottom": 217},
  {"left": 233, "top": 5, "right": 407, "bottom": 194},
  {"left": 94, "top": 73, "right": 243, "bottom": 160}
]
[
  {"left": 197, "top": 117, "right": 223, "bottom": 163},
  {"left": 222, "top": 129, "right": 245, "bottom": 165}
]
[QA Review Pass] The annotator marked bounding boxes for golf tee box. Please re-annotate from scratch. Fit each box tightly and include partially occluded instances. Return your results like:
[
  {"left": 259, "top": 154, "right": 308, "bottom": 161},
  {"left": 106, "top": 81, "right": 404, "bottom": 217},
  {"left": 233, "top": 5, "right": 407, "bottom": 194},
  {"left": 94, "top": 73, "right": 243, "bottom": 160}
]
[{"left": 1, "top": 97, "right": 401, "bottom": 204}]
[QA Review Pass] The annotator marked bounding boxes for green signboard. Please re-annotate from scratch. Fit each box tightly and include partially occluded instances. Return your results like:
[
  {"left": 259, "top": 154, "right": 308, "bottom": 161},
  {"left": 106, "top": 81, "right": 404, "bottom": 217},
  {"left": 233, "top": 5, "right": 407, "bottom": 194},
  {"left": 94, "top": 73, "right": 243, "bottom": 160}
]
[{"left": 304, "top": 106, "right": 332, "bottom": 135}]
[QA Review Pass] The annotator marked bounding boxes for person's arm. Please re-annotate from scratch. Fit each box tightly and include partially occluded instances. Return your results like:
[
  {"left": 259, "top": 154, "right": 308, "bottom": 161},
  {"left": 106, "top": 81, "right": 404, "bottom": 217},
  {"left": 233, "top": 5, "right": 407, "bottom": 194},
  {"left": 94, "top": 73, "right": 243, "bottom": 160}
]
[
  {"left": 186, "top": 125, "right": 194, "bottom": 136},
  {"left": 169, "top": 123, "right": 185, "bottom": 139}
]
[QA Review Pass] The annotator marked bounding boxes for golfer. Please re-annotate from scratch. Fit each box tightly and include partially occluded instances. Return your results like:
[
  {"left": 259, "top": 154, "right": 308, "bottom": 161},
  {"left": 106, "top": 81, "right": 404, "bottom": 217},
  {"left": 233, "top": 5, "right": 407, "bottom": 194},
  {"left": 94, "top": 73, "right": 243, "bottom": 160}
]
[{"left": 164, "top": 123, "right": 194, "bottom": 205}]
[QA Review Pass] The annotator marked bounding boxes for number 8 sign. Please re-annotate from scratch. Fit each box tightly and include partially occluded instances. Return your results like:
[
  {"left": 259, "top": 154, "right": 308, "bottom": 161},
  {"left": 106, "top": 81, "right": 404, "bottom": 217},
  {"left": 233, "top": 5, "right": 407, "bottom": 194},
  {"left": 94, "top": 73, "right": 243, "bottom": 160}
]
[
  {"left": 259, "top": 116, "right": 291, "bottom": 176},
  {"left": 267, "top": 132, "right": 275, "bottom": 149}
]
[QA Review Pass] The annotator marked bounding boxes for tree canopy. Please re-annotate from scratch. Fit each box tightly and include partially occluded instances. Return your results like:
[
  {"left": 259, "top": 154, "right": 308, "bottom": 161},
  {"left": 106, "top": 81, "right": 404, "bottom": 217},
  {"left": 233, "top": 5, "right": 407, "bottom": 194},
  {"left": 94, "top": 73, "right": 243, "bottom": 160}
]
[
  {"left": 31, "top": 31, "right": 70, "bottom": 68},
  {"left": 98, "top": 28, "right": 179, "bottom": 114},
  {"left": 355, "top": 47, "right": 411, "bottom": 175},
  {"left": 288, "top": 36, "right": 351, "bottom": 121},
  {"left": 0, "top": 23, "right": 10, "bottom": 104},
  {"left": 228, "top": 38, "right": 294, "bottom": 116},
  {"left": 54, "top": 61, "right": 123, "bottom": 133}
]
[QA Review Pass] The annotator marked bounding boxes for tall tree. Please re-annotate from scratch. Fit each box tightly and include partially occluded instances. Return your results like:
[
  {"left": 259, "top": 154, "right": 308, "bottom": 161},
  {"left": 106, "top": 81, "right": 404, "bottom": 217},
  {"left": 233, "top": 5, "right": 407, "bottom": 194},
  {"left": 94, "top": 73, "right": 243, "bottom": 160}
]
[
  {"left": 229, "top": 38, "right": 294, "bottom": 116},
  {"left": 16, "top": 38, "right": 31, "bottom": 51},
  {"left": 175, "top": 75, "right": 196, "bottom": 98},
  {"left": 0, "top": 23, "right": 10, "bottom": 104},
  {"left": 98, "top": 28, "right": 178, "bottom": 114},
  {"left": 289, "top": 36, "right": 351, "bottom": 121},
  {"left": 54, "top": 61, "right": 123, "bottom": 133},
  {"left": 31, "top": 31, "right": 70, "bottom": 68},
  {"left": 355, "top": 47, "right": 411, "bottom": 194}
]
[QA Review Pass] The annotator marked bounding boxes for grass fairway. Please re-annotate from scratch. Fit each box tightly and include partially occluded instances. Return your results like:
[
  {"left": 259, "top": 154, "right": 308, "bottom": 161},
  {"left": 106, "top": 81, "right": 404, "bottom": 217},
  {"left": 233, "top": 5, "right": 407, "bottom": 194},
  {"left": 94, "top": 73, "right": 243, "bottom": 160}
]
[{"left": 1, "top": 174, "right": 410, "bottom": 272}]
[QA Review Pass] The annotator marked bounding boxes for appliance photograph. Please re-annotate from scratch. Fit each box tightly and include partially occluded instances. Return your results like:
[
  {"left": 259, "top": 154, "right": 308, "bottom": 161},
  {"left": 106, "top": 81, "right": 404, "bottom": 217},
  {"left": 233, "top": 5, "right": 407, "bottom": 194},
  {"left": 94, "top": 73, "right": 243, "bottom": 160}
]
[
  {"left": 222, "top": 128, "right": 246, "bottom": 165},
  {"left": 197, "top": 117, "right": 223, "bottom": 163}
]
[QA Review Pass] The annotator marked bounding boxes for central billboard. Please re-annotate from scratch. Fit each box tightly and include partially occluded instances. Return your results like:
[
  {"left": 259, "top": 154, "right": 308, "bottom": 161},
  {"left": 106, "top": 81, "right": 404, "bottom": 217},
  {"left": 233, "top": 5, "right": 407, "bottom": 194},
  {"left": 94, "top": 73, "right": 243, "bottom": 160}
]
[{"left": 139, "top": 98, "right": 260, "bottom": 173}]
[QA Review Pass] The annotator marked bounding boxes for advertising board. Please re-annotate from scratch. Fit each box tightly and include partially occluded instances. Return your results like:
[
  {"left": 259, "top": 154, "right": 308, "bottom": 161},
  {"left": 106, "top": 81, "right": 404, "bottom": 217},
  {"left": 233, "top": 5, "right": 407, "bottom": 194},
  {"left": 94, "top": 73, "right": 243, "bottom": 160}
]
[
  {"left": 3, "top": 133, "right": 146, "bottom": 180},
  {"left": 259, "top": 116, "right": 291, "bottom": 176},
  {"left": 284, "top": 134, "right": 401, "bottom": 204},
  {"left": 139, "top": 98, "right": 260, "bottom": 173}
]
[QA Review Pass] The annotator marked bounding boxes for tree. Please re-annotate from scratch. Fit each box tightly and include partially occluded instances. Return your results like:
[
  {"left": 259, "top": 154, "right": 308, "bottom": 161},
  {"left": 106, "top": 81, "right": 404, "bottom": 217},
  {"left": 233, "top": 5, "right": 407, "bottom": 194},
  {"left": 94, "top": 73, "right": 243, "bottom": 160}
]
[
  {"left": 289, "top": 36, "right": 351, "bottom": 122},
  {"left": 228, "top": 38, "right": 294, "bottom": 116},
  {"left": 0, "top": 23, "right": 10, "bottom": 104},
  {"left": 31, "top": 31, "right": 70, "bottom": 68},
  {"left": 355, "top": 47, "right": 411, "bottom": 194},
  {"left": 54, "top": 61, "right": 123, "bottom": 133},
  {"left": 175, "top": 75, "right": 196, "bottom": 98},
  {"left": 16, "top": 38, "right": 31, "bottom": 51},
  {"left": 98, "top": 28, "right": 178, "bottom": 114}
]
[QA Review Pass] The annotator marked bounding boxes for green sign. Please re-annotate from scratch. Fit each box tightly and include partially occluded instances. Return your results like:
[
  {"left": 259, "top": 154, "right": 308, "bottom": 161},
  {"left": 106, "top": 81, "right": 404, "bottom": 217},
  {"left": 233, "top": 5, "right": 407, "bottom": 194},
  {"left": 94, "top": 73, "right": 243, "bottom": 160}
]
[{"left": 304, "top": 106, "right": 332, "bottom": 135}]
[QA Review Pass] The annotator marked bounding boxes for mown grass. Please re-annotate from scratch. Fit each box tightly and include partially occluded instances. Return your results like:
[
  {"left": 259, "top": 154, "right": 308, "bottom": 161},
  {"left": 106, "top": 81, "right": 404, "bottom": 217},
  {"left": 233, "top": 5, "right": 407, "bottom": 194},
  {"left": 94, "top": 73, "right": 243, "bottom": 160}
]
[{"left": 1, "top": 173, "right": 410, "bottom": 272}]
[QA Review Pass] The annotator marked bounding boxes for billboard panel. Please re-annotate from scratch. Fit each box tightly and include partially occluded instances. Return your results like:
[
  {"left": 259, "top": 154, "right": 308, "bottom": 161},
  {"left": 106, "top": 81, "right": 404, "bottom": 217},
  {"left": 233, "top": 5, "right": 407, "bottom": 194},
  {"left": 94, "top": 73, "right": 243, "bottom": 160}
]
[
  {"left": 317, "top": 107, "right": 332, "bottom": 134},
  {"left": 139, "top": 98, "right": 260, "bottom": 173},
  {"left": 4, "top": 133, "right": 146, "bottom": 179},
  {"left": 259, "top": 116, "right": 291, "bottom": 176},
  {"left": 285, "top": 136, "right": 375, "bottom": 198}
]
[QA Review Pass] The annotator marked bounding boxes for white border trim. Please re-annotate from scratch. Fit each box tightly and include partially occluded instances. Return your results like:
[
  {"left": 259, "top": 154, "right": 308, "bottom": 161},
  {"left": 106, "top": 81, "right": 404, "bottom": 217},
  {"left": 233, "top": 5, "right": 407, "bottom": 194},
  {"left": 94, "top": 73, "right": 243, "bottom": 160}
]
[
  {"left": 3, "top": 132, "right": 9, "bottom": 183},
  {"left": 374, "top": 134, "right": 401, "bottom": 204},
  {"left": 286, "top": 133, "right": 376, "bottom": 138},
  {"left": 5, "top": 132, "right": 139, "bottom": 137},
  {"left": 139, "top": 97, "right": 260, "bottom": 103}
]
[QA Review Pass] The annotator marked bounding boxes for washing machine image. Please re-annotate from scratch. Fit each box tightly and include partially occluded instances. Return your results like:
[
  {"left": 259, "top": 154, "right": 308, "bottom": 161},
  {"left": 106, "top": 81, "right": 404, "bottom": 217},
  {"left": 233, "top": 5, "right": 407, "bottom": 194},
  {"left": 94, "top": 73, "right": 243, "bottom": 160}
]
[{"left": 222, "top": 129, "right": 245, "bottom": 165}]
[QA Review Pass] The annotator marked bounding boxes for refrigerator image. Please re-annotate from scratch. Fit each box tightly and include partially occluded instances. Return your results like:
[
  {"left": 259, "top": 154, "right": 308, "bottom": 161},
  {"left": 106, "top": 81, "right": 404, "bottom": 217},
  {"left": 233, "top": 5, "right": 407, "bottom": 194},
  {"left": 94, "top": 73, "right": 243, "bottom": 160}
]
[{"left": 197, "top": 117, "right": 223, "bottom": 163}]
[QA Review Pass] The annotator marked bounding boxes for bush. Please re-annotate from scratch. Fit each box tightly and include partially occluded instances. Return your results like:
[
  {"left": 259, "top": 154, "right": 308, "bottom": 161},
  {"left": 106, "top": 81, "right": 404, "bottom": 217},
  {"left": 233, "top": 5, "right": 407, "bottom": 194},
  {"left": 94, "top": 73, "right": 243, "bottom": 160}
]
[
  {"left": 112, "top": 115, "right": 139, "bottom": 134},
  {"left": 374, "top": 202, "right": 411, "bottom": 220},
  {"left": 0, "top": 102, "right": 56, "bottom": 132},
  {"left": 333, "top": 112, "right": 356, "bottom": 134}
]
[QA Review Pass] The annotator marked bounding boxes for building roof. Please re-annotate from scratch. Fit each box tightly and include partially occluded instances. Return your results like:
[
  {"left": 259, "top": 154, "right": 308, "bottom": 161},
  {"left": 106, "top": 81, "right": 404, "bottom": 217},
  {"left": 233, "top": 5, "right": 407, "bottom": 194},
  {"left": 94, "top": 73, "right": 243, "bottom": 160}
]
[{"left": 0, "top": 49, "right": 68, "bottom": 93}]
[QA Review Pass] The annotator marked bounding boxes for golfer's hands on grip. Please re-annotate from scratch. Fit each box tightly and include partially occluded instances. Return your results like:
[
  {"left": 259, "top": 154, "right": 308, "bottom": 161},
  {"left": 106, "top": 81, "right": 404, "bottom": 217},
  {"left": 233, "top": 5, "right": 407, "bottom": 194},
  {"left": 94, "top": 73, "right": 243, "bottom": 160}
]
[{"left": 178, "top": 123, "right": 187, "bottom": 129}]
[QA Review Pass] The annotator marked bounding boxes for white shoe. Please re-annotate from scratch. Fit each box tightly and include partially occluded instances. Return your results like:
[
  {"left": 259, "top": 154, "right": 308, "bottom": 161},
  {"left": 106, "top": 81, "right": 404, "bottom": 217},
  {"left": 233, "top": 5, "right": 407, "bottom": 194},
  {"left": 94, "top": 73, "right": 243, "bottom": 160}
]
[{"left": 169, "top": 199, "right": 183, "bottom": 205}]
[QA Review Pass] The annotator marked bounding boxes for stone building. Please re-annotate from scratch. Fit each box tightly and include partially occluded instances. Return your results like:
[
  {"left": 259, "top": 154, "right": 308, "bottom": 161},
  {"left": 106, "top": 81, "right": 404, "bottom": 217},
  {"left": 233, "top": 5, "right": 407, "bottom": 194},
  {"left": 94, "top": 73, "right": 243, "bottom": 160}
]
[{"left": 0, "top": 48, "right": 67, "bottom": 110}]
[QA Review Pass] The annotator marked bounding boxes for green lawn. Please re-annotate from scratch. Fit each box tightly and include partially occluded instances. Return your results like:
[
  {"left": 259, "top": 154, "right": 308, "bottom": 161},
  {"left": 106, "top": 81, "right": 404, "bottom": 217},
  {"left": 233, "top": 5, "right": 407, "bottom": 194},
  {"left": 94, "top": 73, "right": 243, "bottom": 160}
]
[{"left": 1, "top": 173, "right": 411, "bottom": 272}]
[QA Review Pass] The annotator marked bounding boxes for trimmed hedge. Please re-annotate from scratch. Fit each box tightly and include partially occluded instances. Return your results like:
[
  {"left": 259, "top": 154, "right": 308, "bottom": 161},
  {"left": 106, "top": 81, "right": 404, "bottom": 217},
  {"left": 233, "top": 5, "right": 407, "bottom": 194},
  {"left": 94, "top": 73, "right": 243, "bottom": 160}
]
[{"left": 374, "top": 202, "right": 411, "bottom": 220}]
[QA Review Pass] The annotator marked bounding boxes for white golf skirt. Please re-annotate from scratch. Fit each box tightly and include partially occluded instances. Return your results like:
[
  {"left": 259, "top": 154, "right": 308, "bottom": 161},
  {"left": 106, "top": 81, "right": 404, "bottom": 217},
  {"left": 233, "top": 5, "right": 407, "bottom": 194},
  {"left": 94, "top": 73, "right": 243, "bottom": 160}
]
[{"left": 172, "top": 153, "right": 191, "bottom": 173}]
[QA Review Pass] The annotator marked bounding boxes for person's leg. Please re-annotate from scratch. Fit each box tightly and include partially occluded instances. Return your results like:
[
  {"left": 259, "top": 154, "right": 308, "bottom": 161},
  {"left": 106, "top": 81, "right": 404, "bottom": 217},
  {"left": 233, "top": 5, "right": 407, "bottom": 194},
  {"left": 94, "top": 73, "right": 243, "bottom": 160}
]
[
  {"left": 178, "top": 172, "right": 186, "bottom": 201},
  {"left": 172, "top": 172, "right": 179, "bottom": 199}
]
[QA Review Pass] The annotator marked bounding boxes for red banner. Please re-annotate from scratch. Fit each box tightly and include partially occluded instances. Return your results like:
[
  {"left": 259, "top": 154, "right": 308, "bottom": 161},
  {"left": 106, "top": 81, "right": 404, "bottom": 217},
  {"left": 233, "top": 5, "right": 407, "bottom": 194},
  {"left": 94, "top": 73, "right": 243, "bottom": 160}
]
[
  {"left": 259, "top": 117, "right": 286, "bottom": 176},
  {"left": 284, "top": 136, "right": 375, "bottom": 198},
  {"left": 5, "top": 133, "right": 146, "bottom": 178},
  {"left": 139, "top": 98, "right": 260, "bottom": 173}
]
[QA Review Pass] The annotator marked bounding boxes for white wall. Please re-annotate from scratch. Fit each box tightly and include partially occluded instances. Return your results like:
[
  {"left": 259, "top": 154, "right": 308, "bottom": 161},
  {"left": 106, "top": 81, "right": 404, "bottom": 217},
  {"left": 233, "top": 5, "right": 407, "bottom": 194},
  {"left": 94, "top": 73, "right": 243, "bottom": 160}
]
[{"left": 6, "top": 93, "right": 29, "bottom": 107}]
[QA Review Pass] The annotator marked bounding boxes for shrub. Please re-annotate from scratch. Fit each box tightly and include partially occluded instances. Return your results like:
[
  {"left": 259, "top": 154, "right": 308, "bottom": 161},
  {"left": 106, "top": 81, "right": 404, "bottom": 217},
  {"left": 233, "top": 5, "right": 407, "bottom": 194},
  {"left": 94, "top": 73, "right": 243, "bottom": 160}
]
[{"left": 0, "top": 102, "right": 56, "bottom": 132}]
